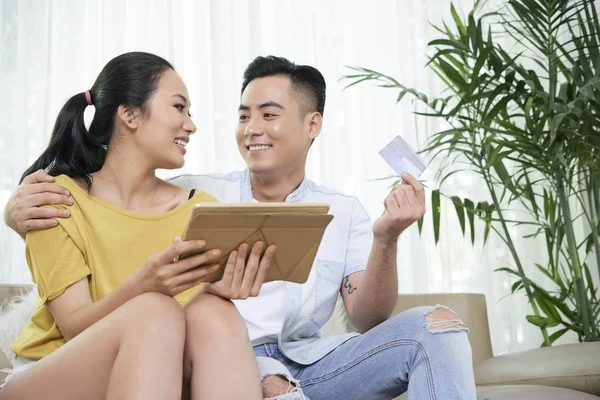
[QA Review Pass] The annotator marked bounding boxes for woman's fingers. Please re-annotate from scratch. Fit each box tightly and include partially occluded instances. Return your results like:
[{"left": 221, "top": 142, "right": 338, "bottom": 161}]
[
  {"left": 220, "top": 250, "right": 238, "bottom": 288},
  {"left": 172, "top": 249, "right": 222, "bottom": 275},
  {"left": 238, "top": 242, "right": 264, "bottom": 297},
  {"left": 171, "top": 263, "right": 220, "bottom": 292},
  {"left": 156, "top": 239, "right": 221, "bottom": 275},
  {"left": 158, "top": 240, "right": 205, "bottom": 265},
  {"left": 169, "top": 241, "right": 276, "bottom": 300},
  {"left": 230, "top": 243, "right": 248, "bottom": 291},
  {"left": 250, "top": 244, "right": 276, "bottom": 296}
]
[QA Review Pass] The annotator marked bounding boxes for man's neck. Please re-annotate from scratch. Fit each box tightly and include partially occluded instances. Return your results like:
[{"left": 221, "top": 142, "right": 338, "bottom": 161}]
[{"left": 250, "top": 168, "right": 306, "bottom": 203}]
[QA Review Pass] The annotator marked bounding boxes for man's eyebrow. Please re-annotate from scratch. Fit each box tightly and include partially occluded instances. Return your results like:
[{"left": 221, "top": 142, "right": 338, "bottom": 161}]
[
  {"left": 259, "top": 101, "right": 284, "bottom": 110},
  {"left": 238, "top": 101, "right": 284, "bottom": 112}
]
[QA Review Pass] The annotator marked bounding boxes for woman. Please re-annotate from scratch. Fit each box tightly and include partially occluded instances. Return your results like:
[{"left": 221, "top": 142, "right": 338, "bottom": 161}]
[{"left": 0, "top": 52, "right": 273, "bottom": 400}]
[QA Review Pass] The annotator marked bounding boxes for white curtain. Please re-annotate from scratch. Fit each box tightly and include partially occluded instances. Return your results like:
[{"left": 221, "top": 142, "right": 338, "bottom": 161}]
[{"left": 0, "top": 0, "right": 576, "bottom": 356}]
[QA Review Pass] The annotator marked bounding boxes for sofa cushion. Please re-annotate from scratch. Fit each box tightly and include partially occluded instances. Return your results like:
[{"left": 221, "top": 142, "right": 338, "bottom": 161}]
[
  {"left": 394, "top": 385, "right": 598, "bottom": 399},
  {"left": 475, "top": 342, "right": 600, "bottom": 396},
  {"left": 475, "top": 384, "right": 600, "bottom": 399}
]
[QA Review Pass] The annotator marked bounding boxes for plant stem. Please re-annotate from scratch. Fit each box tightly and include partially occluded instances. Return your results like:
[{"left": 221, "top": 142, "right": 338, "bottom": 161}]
[
  {"left": 586, "top": 170, "right": 600, "bottom": 289},
  {"left": 556, "top": 169, "right": 593, "bottom": 341},
  {"left": 484, "top": 170, "right": 552, "bottom": 345}
]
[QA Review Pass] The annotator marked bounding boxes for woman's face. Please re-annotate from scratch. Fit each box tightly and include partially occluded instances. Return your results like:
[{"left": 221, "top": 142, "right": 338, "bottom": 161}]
[{"left": 134, "top": 69, "right": 196, "bottom": 170}]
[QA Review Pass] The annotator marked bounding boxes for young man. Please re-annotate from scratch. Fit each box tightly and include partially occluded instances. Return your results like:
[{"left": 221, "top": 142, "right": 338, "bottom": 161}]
[{"left": 4, "top": 56, "right": 476, "bottom": 399}]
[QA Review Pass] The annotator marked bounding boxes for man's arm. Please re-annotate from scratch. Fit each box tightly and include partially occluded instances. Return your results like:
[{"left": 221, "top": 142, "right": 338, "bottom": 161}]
[
  {"left": 4, "top": 169, "right": 72, "bottom": 239},
  {"left": 342, "top": 173, "right": 426, "bottom": 333},
  {"left": 341, "top": 239, "right": 398, "bottom": 333}
]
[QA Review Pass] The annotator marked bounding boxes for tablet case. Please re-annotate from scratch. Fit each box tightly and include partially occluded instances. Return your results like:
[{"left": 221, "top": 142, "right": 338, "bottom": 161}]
[{"left": 180, "top": 203, "right": 333, "bottom": 284}]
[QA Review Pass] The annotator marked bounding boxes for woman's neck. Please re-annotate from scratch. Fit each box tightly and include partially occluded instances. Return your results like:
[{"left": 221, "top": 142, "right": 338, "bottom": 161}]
[{"left": 89, "top": 149, "right": 164, "bottom": 212}]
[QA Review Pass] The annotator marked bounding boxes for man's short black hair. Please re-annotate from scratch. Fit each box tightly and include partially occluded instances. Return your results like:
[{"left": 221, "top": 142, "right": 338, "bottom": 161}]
[{"left": 241, "top": 56, "right": 326, "bottom": 117}]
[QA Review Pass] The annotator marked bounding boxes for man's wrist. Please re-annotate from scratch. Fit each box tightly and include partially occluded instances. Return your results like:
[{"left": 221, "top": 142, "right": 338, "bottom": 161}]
[{"left": 372, "top": 234, "right": 400, "bottom": 248}]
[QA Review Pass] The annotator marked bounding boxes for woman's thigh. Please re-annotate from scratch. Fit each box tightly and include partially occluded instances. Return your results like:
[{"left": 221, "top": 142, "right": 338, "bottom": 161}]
[
  {"left": 183, "top": 293, "right": 262, "bottom": 400},
  {"left": 0, "top": 292, "right": 185, "bottom": 400}
]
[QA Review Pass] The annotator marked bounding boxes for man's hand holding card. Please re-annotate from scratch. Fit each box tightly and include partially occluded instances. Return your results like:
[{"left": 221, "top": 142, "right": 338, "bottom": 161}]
[{"left": 373, "top": 136, "right": 428, "bottom": 242}]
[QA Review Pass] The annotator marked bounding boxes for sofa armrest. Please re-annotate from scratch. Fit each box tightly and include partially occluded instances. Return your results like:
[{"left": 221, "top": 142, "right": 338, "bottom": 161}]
[
  {"left": 475, "top": 342, "right": 600, "bottom": 395},
  {"left": 344, "top": 293, "right": 493, "bottom": 366}
]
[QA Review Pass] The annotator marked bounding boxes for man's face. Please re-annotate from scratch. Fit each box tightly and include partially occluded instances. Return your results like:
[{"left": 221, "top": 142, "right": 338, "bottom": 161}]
[{"left": 236, "top": 75, "right": 318, "bottom": 176}]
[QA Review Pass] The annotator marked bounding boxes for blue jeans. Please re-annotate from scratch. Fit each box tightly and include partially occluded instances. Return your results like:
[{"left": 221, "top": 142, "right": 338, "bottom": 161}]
[{"left": 255, "top": 306, "right": 476, "bottom": 400}]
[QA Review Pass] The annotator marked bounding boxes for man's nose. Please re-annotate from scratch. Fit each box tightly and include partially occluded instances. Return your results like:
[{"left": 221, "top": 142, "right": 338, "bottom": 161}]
[{"left": 245, "top": 118, "right": 264, "bottom": 137}]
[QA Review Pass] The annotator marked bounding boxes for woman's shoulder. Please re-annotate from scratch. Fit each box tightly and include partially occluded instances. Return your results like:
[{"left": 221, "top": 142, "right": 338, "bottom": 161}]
[
  {"left": 27, "top": 176, "right": 87, "bottom": 248},
  {"left": 158, "top": 179, "right": 218, "bottom": 203},
  {"left": 35, "top": 175, "right": 83, "bottom": 211},
  {"left": 53, "top": 175, "right": 88, "bottom": 194}
]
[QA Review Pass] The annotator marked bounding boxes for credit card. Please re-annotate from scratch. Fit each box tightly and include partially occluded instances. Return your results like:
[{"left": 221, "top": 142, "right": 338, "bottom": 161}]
[{"left": 379, "top": 135, "right": 427, "bottom": 178}]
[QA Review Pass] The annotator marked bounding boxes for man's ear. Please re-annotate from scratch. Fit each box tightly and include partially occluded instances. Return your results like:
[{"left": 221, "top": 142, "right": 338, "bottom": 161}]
[
  {"left": 117, "top": 105, "right": 140, "bottom": 130},
  {"left": 306, "top": 112, "right": 322, "bottom": 141}
]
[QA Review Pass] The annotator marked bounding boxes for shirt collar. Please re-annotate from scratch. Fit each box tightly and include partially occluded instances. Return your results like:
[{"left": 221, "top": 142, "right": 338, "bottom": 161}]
[{"left": 241, "top": 169, "right": 308, "bottom": 203}]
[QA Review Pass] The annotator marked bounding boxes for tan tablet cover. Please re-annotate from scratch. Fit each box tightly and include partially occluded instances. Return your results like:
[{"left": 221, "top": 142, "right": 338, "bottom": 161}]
[{"left": 181, "top": 203, "right": 333, "bottom": 284}]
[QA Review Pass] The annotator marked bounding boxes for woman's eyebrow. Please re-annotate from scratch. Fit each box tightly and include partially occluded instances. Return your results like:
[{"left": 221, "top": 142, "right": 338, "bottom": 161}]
[{"left": 172, "top": 94, "right": 189, "bottom": 105}]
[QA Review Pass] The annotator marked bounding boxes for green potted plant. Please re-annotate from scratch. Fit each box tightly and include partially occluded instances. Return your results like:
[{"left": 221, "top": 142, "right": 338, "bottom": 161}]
[{"left": 343, "top": 0, "right": 599, "bottom": 346}]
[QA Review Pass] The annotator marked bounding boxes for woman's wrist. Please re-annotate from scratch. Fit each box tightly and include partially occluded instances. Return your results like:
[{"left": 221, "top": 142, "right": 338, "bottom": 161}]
[{"left": 122, "top": 271, "right": 147, "bottom": 298}]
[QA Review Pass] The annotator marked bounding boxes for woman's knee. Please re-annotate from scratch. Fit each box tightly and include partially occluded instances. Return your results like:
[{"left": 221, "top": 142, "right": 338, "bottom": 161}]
[
  {"left": 125, "top": 292, "right": 186, "bottom": 343},
  {"left": 184, "top": 293, "right": 249, "bottom": 341}
]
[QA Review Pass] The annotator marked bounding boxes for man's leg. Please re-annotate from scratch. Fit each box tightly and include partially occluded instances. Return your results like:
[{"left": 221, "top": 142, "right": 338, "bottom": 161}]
[
  {"left": 257, "top": 357, "right": 307, "bottom": 400},
  {"left": 269, "top": 306, "right": 476, "bottom": 400},
  {"left": 254, "top": 345, "right": 308, "bottom": 400}
]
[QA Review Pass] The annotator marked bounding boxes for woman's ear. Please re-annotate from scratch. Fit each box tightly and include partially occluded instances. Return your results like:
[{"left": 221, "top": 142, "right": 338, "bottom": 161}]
[{"left": 117, "top": 105, "right": 140, "bottom": 129}]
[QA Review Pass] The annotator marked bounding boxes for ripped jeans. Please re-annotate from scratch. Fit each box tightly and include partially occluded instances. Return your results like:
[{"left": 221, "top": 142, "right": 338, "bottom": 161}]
[{"left": 255, "top": 305, "right": 476, "bottom": 400}]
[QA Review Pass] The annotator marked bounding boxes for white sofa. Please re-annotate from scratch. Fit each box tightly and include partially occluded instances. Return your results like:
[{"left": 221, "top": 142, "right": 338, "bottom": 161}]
[{"left": 1, "top": 284, "right": 599, "bottom": 399}]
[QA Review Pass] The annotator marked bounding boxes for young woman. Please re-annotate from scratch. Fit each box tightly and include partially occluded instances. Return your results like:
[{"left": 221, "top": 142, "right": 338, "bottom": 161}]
[{"left": 0, "top": 51, "right": 274, "bottom": 400}]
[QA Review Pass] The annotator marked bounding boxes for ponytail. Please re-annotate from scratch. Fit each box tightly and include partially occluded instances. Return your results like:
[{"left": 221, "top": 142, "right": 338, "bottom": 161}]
[
  {"left": 20, "top": 52, "right": 174, "bottom": 191},
  {"left": 20, "top": 91, "right": 106, "bottom": 190}
]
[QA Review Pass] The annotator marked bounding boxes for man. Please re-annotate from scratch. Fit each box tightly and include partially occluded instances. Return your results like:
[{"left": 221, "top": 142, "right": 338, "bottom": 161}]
[{"left": 5, "top": 56, "right": 476, "bottom": 399}]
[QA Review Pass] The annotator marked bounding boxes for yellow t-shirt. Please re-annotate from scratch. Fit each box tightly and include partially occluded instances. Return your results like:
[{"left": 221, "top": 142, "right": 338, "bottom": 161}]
[{"left": 12, "top": 175, "right": 218, "bottom": 360}]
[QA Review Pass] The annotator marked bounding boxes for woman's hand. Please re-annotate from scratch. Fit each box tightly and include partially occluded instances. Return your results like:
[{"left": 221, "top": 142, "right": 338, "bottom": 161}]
[
  {"left": 200, "top": 241, "right": 276, "bottom": 300},
  {"left": 130, "top": 237, "right": 222, "bottom": 297}
]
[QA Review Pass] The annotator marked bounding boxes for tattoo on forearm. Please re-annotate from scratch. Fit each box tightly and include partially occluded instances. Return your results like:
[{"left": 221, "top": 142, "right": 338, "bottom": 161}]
[{"left": 343, "top": 277, "right": 357, "bottom": 295}]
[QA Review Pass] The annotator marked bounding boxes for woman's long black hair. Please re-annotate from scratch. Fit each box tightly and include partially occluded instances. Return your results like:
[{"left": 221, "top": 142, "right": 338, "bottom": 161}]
[{"left": 21, "top": 52, "right": 174, "bottom": 190}]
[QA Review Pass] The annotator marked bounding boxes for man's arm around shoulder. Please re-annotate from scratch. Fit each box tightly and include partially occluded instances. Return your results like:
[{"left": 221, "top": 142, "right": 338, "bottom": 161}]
[{"left": 4, "top": 170, "right": 73, "bottom": 239}]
